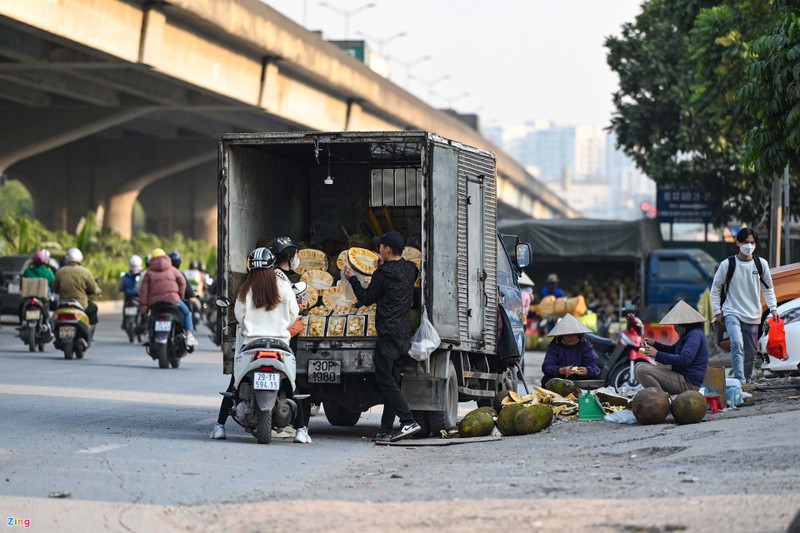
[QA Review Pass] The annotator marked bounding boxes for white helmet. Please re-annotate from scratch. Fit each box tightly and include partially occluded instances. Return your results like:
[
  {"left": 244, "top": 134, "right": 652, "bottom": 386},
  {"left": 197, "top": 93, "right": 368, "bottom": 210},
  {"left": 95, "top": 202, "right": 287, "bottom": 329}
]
[
  {"left": 129, "top": 255, "right": 143, "bottom": 270},
  {"left": 65, "top": 248, "right": 84, "bottom": 264}
]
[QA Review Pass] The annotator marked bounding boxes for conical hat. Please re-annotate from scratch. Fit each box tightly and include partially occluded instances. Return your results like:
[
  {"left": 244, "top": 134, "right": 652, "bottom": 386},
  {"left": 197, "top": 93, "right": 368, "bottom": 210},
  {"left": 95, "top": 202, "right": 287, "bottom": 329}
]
[
  {"left": 546, "top": 313, "right": 592, "bottom": 337},
  {"left": 519, "top": 271, "right": 534, "bottom": 288},
  {"left": 659, "top": 300, "right": 707, "bottom": 325}
]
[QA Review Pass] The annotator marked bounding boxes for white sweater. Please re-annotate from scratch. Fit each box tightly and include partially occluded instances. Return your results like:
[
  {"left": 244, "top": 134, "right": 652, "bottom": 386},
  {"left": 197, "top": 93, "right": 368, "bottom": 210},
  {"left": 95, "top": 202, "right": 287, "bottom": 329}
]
[
  {"left": 234, "top": 277, "right": 299, "bottom": 346},
  {"left": 710, "top": 256, "right": 777, "bottom": 324}
]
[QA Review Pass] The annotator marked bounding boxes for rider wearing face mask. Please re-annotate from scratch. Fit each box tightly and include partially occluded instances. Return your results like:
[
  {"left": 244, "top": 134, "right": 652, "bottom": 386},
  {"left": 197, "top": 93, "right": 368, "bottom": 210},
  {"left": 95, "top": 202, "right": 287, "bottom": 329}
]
[
  {"left": 638, "top": 301, "right": 709, "bottom": 394},
  {"left": 709, "top": 228, "right": 778, "bottom": 387},
  {"left": 271, "top": 236, "right": 302, "bottom": 284}
]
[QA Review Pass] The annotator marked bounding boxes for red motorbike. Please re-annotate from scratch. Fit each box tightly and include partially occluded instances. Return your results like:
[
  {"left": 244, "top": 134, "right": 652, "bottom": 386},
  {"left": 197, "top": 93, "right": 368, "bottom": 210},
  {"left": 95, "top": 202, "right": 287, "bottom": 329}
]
[{"left": 586, "top": 297, "right": 651, "bottom": 396}]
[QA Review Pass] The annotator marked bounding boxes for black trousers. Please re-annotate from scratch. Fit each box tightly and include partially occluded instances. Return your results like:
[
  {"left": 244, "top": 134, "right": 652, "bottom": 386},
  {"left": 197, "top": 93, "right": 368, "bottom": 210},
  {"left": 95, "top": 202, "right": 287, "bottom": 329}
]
[
  {"left": 85, "top": 301, "right": 98, "bottom": 325},
  {"left": 375, "top": 334, "right": 415, "bottom": 431},
  {"left": 216, "top": 375, "right": 309, "bottom": 429}
]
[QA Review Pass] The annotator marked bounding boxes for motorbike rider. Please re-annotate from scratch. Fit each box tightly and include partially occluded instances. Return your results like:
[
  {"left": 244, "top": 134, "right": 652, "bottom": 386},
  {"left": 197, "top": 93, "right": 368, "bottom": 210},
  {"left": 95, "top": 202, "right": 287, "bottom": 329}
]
[
  {"left": 52, "top": 248, "right": 100, "bottom": 326},
  {"left": 541, "top": 313, "right": 601, "bottom": 386},
  {"left": 118, "top": 255, "right": 143, "bottom": 328},
  {"left": 210, "top": 247, "right": 312, "bottom": 444},
  {"left": 139, "top": 248, "right": 198, "bottom": 347},
  {"left": 18, "top": 250, "right": 56, "bottom": 323},
  {"left": 183, "top": 260, "right": 205, "bottom": 298}
]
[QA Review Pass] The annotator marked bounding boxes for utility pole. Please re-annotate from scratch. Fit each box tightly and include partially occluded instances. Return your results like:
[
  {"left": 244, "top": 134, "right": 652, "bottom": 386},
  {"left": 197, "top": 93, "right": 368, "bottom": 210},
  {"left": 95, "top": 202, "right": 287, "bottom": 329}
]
[
  {"left": 770, "top": 176, "right": 783, "bottom": 266},
  {"left": 785, "top": 165, "right": 791, "bottom": 263}
]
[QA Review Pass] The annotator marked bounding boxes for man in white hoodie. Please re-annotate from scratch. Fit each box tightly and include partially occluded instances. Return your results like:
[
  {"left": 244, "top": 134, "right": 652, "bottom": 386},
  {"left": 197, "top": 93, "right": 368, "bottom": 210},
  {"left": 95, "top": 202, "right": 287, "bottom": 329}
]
[{"left": 710, "top": 228, "right": 779, "bottom": 386}]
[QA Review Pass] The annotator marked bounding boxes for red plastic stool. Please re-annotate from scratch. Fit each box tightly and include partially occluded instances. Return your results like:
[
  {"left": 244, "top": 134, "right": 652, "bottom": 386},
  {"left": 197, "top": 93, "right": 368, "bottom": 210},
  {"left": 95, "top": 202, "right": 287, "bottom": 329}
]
[{"left": 705, "top": 394, "right": 723, "bottom": 413}]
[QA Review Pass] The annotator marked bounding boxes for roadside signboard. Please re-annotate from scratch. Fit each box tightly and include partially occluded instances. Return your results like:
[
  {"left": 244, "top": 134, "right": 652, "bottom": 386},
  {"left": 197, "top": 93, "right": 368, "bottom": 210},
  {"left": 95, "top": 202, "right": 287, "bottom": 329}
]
[{"left": 656, "top": 186, "right": 720, "bottom": 223}]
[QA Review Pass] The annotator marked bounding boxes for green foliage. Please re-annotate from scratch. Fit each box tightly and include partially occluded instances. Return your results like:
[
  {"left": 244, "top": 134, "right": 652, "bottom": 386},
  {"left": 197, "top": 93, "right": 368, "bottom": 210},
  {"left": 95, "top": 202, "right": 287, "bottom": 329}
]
[
  {"left": 0, "top": 180, "right": 33, "bottom": 217},
  {"left": 0, "top": 213, "right": 216, "bottom": 295},
  {"left": 605, "top": 0, "right": 798, "bottom": 226}
]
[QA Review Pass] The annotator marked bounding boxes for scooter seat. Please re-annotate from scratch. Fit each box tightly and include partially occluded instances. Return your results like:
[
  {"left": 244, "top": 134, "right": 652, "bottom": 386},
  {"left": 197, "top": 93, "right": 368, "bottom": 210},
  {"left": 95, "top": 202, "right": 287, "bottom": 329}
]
[
  {"left": 242, "top": 337, "right": 291, "bottom": 354},
  {"left": 585, "top": 333, "right": 616, "bottom": 353},
  {"left": 58, "top": 300, "right": 85, "bottom": 310}
]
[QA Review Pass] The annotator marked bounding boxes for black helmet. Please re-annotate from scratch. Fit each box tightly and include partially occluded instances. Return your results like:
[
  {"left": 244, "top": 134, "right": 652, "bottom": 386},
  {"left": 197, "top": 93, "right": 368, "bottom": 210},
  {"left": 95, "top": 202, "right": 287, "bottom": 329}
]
[
  {"left": 169, "top": 251, "right": 182, "bottom": 268},
  {"left": 247, "top": 247, "right": 275, "bottom": 271},
  {"left": 189, "top": 260, "right": 200, "bottom": 270},
  {"left": 271, "top": 236, "right": 299, "bottom": 254}
]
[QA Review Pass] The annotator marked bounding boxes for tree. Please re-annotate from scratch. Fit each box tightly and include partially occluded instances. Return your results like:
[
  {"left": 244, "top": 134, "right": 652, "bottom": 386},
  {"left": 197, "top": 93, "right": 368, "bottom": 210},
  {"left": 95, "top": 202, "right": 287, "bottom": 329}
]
[
  {"left": 606, "top": 0, "right": 784, "bottom": 226},
  {"left": 739, "top": 2, "right": 800, "bottom": 178},
  {"left": 0, "top": 179, "right": 33, "bottom": 217}
]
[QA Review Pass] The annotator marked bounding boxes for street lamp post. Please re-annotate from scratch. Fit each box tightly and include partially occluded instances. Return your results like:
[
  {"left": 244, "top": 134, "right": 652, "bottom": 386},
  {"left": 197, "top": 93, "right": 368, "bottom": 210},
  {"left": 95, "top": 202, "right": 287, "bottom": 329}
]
[
  {"left": 409, "top": 73, "right": 450, "bottom": 101},
  {"left": 355, "top": 30, "right": 407, "bottom": 53},
  {"left": 433, "top": 90, "right": 470, "bottom": 109},
  {"left": 318, "top": 2, "right": 375, "bottom": 40},
  {"left": 387, "top": 55, "right": 432, "bottom": 87}
]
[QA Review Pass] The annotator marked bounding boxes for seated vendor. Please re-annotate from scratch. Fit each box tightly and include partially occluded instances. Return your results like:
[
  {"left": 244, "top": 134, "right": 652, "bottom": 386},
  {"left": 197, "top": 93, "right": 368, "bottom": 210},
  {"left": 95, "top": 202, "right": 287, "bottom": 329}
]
[
  {"left": 636, "top": 300, "right": 708, "bottom": 395},
  {"left": 541, "top": 313, "right": 601, "bottom": 386}
]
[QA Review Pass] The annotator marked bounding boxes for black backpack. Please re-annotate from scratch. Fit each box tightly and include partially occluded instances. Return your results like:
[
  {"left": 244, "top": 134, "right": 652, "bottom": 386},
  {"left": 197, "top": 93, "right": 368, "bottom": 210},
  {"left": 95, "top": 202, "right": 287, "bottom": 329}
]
[{"left": 719, "top": 255, "right": 770, "bottom": 307}]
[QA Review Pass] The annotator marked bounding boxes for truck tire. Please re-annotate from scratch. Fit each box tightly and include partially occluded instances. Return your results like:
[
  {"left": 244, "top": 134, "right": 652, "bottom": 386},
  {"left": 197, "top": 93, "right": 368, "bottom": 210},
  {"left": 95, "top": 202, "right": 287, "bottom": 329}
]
[
  {"left": 442, "top": 361, "right": 459, "bottom": 429},
  {"left": 323, "top": 401, "right": 361, "bottom": 426}
]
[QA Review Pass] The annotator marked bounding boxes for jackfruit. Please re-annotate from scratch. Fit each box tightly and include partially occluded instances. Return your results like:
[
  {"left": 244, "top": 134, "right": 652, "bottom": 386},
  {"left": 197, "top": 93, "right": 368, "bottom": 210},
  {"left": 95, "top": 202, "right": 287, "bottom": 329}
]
[
  {"left": 544, "top": 378, "right": 582, "bottom": 399},
  {"left": 514, "top": 404, "right": 554, "bottom": 435},
  {"left": 493, "top": 390, "right": 512, "bottom": 413},
  {"left": 497, "top": 404, "right": 525, "bottom": 436},
  {"left": 630, "top": 387, "right": 671, "bottom": 425},
  {"left": 477, "top": 406, "right": 498, "bottom": 419},
  {"left": 671, "top": 390, "right": 707, "bottom": 425},
  {"left": 457, "top": 409, "right": 495, "bottom": 437}
]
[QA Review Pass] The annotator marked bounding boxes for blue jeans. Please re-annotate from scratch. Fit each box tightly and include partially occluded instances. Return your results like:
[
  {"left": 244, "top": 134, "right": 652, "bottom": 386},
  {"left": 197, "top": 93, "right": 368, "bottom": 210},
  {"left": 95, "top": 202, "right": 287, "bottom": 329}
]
[
  {"left": 724, "top": 314, "right": 759, "bottom": 384},
  {"left": 177, "top": 300, "right": 194, "bottom": 332}
]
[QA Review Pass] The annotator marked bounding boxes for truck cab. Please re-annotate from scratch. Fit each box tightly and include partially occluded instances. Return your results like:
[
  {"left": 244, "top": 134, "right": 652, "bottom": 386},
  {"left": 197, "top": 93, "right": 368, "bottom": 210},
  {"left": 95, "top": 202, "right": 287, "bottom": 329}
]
[{"left": 645, "top": 248, "right": 717, "bottom": 320}]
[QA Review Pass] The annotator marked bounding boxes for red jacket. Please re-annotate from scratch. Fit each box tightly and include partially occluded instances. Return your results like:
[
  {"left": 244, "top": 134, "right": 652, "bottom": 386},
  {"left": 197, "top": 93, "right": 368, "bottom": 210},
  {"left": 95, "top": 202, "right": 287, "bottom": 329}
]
[{"left": 139, "top": 255, "right": 186, "bottom": 313}]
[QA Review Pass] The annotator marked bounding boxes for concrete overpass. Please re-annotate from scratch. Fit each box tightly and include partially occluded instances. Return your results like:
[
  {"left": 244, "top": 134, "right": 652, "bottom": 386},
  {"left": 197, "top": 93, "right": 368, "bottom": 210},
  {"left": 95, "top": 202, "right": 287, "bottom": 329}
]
[{"left": 0, "top": 0, "right": 578, "bottom": 243}]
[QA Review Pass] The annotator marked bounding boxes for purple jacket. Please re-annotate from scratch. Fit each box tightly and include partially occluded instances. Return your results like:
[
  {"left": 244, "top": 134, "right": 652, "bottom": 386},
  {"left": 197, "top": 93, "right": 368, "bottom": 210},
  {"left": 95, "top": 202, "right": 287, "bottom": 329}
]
[{"left": 542, "top": 338, "right": 601, "bottom": 378}]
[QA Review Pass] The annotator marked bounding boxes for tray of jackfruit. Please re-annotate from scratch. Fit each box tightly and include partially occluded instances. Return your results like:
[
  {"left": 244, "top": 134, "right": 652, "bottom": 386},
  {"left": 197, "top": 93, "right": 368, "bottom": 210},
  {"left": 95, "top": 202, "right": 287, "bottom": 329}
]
[{"left": 298, "top": 300, "right": 378, "bottom": 338}]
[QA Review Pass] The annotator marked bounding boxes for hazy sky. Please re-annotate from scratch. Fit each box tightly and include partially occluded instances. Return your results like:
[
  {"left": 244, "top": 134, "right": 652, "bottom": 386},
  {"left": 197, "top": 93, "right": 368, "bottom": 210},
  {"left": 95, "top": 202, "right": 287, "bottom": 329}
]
[{"left": 263, "top": 0, "right": 643, "bottom": 129}]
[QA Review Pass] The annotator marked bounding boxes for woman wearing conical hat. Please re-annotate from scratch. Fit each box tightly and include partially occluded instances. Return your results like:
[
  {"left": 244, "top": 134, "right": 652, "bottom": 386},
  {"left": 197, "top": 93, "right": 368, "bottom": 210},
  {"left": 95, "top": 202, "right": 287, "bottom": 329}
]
[
  {"left": 636, "top": 300, "right": 709, "bottom": 394},
  {"left": 541, "top": 314, "right": 601, "bottom": 386}
]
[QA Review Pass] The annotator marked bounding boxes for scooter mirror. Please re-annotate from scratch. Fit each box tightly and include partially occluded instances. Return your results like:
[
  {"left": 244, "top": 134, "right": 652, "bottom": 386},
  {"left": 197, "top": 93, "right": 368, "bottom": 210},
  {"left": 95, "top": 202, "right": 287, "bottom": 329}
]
[{"left": 215, "top": 296, "right": 230, "bottom": 308}]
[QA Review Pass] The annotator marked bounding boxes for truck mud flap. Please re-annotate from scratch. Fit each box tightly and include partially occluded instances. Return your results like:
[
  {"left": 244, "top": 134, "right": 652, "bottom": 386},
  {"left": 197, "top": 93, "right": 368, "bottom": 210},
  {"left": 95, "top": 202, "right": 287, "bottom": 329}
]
[{"left": 402, "top": 375, "right": 446, "bottom": 411}]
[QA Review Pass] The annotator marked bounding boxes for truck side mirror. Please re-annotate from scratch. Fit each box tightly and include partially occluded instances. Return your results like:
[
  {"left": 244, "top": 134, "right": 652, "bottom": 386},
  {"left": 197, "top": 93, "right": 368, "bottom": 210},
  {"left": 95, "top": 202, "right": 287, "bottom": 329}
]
[{"left": 515, "top": 242, "right": 532, "bottom": 269}]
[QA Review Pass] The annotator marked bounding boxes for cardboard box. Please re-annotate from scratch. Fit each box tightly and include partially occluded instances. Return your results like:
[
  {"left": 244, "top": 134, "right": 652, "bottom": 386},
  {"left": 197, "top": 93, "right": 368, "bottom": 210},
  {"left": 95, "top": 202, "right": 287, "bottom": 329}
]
[
  {"left": 703, "top": 367, "right": 726, "bottom": 396},
  {"left": 21, "top": 277, "right": 48, "bottom": 298}
]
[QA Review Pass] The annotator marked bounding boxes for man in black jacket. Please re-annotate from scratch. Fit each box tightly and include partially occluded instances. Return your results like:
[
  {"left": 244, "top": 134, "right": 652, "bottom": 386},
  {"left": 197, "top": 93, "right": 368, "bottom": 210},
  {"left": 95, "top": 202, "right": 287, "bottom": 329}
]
[{"left": 345, "top": 230, "right": 421, "bottom": 442}]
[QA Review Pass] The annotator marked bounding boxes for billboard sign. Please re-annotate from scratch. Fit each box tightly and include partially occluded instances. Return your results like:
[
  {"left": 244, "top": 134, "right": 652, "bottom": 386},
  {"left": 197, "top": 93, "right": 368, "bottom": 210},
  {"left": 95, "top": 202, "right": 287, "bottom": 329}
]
[{"left": 656, "top": 186, "right": 720, "bottom": 223}]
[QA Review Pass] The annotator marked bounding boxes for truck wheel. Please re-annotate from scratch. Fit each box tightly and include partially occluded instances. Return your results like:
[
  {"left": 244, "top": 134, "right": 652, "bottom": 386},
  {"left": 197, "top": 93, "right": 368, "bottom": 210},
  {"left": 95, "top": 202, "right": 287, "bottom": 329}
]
[
  {"left": 256, "top": 410, "right": 273, "bottom": 444},
  {"left": 411, "top": 410, "right": 432, "bottom": 438},
  {"left": 323, "top": 401, "right": 361, "bottom": 426},
  {"left": 442, "top": 361, "right": 459, "bottom": 430}
]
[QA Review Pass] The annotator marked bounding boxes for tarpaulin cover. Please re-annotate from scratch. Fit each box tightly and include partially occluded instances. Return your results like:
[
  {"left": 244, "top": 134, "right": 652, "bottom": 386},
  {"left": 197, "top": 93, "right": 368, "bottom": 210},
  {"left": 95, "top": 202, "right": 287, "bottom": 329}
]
[{"left": 498, "top": 218, "right": 662, "bottom": 260}]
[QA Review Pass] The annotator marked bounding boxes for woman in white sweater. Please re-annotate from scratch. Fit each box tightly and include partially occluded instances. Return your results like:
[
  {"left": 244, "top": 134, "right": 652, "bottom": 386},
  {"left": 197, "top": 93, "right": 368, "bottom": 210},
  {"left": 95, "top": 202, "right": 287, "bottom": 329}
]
[{"left": 211, "top": 247, "right": 311, "bottom": 443}]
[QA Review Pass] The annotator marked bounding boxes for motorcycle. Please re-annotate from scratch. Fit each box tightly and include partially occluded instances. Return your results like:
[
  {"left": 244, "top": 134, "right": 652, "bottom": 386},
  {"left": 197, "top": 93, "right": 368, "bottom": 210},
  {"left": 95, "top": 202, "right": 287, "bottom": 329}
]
[
  {"left": 586, "top": 297, "right": 650, "bottom": 396},
  {"left": 19, "top": 295, "right": 52, "bottom": 352},
  {"left": 145, "top": 301, "right": 193, "bottom": 369},
  {"left": 53, "top": 300, "right": 94, "bottom": 360},
  {"left": 215, "top": 282, "right": 308, "bottom": 445},
  {"left": 122, "top": 297, "right": 142, "bottom": 343}
]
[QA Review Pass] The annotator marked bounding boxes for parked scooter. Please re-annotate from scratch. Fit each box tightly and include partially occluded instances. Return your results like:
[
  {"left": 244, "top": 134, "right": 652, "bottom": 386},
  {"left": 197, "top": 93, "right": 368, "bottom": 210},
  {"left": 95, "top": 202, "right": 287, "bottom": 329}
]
[
  {"left": 145, "top": 301, "right": 193, "bottom": 369},
  {"left": 122, "top": 297, "right": 142, "bottom": 344},
  {"left": 19, "top": 295, "right": 52, "bottom": 352},
  {"left": 53, "top": 300, "right": 94, "bottom": 360},
  {"left": 586, "top": 297, "right": 649, "bottom": 396},
  {"left": 215, "top": 282, "right": 308, "bottom": 445}
]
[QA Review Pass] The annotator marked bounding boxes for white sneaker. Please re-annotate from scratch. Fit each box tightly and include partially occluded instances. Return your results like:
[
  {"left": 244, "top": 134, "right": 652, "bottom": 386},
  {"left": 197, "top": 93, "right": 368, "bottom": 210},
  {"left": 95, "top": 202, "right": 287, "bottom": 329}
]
[
  {"left": 294, "top": 426, "right": 312, "bottom": 444},
  {"left": 186, "top": 332, "right": 199, "bottom": 347},
  {"left": 209, "top": 423, "right": 226, "bottom": 439},
  {"left": 272, "top": 427, "right": 294, "bottom": 438}
]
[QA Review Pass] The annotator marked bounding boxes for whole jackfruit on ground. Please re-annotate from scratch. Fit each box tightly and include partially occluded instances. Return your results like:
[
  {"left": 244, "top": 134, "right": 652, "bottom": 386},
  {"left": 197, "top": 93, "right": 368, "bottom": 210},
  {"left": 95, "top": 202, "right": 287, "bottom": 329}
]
[
  {"left": 631, "top": 387, "right": 671, "bottom": 425},
  {"left": 514, "top": 404, "right": 553, "bottom": 435},
  {"left": 457, "top": 409, "right": 495, "bottom": 437},
  {"left": 671, "top": 390, "right": 707, "bottom": 424},
  {"left": 497, "top": 403, "right": 525, "bottom": 436}
]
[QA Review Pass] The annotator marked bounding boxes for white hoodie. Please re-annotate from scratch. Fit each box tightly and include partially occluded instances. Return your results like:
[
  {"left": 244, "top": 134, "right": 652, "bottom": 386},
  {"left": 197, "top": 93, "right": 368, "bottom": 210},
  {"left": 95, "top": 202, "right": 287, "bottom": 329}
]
[{"left": 234, "top": 276, "right": 299, "bottom": 346}]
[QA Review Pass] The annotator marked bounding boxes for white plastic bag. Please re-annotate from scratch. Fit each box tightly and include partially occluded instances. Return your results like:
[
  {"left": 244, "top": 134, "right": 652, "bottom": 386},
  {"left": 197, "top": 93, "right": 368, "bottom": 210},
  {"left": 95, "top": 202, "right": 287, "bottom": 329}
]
[
  {"left": 603, "top": 409, "right": 638, "bottom": 424},
  {"left": 408, "top": 307, "right": 440, "bottom": 361}
]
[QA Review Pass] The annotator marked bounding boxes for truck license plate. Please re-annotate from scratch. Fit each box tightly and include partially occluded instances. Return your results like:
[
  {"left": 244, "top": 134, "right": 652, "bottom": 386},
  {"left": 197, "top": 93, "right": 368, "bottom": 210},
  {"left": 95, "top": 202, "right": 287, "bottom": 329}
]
[
  {"left": 308, "top": 360, "right": 341, "bottom": 384},
  {"left": 124, "top": 307, "right": 138, "bottom": 316},
  {"left": 25, "top": 309, "right": 41, "bottom": 320},
  {"left": 253, "top": 372, "right": 280, "bottom": 390},
  {"left": 59, "top": 326, "right": 76, "bottom": 338}
]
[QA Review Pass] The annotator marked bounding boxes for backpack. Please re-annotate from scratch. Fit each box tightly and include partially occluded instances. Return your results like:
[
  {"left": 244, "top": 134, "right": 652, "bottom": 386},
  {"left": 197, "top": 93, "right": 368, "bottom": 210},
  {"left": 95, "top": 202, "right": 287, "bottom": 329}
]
[{"left": 719, "top": 255, "right": 770, "bottom": 308}]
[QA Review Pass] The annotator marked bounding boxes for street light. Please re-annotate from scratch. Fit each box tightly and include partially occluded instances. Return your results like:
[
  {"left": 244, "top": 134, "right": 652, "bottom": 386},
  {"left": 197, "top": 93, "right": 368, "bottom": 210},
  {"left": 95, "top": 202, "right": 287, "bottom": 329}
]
[
  {"left": 409, "top": 73, "right": 450, "bottom": 100},
  {"left": 388, "top": 54, "right": 431, "bottom": 87},
  {"left": 355, "top": 30, "right": 407, "bottom": 53},
  {"left": 433, "top": 90, "right": 470, "bottom": 109},
  {"left": 318, "top": 2, "right": 375, "bottom": 40}
]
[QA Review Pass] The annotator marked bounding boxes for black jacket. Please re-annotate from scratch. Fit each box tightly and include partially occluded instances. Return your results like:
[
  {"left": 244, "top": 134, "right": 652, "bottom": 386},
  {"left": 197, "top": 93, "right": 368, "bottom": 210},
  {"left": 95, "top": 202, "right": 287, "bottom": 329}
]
[{"left": 349, "top": 258, "right": 418, "bottom": 337}]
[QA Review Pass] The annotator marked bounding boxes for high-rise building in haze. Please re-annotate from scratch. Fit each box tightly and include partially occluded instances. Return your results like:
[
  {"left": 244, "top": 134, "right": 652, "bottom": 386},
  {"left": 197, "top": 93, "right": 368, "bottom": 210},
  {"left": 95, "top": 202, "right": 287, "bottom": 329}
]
[{"left": 484, "top": 122, "right": 654, "bottom": 220}]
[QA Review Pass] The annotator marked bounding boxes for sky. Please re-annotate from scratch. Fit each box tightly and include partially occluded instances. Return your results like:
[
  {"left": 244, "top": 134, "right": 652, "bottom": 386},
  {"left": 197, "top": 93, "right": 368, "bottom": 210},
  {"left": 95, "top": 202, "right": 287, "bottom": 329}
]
[{"left": 262, "top": 0, "right": 644, "bottom": 130}]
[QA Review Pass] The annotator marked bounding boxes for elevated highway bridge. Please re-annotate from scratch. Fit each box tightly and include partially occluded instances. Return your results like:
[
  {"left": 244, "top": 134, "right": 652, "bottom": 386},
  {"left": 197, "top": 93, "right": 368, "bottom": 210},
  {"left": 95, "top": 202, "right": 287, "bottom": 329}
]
[{"left": 0, "top": 0, "right": 577, "bottom": 243}]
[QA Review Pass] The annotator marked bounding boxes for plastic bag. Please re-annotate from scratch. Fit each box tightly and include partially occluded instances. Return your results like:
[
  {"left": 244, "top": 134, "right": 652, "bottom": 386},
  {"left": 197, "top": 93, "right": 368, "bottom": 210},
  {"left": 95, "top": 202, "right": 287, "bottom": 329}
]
[
  {"left": 408, "top": 307, "right": 440, "bottom": 361},
  {"left": 603, "top": 409, "right": 637, "bottom": 424},
  {"left": 767, "top": 316, "right": 788, "bottom": 360}
]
